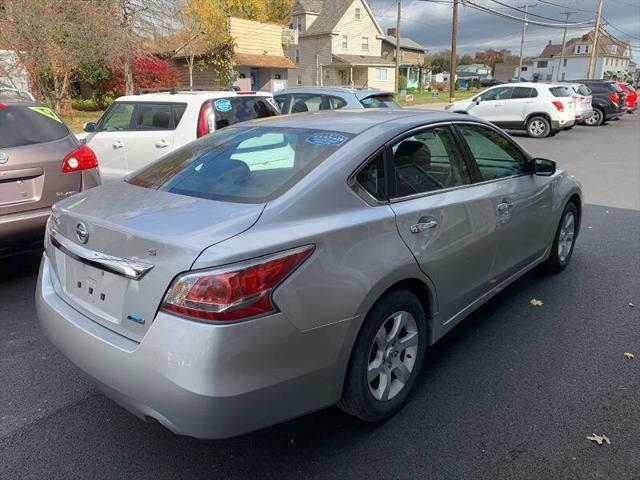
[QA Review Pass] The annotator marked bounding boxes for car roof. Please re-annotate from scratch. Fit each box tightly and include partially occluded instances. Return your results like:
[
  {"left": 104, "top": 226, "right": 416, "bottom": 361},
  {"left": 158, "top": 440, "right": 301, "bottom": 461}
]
[
  {"left": 275, "top": 86, "right": 392, "bottom": 99},
  {"left": 114, "top": 91, "right": 272, "bottom": 103},
  {"left": 241, "top": 108, "right": 482, "bottom": 135}
]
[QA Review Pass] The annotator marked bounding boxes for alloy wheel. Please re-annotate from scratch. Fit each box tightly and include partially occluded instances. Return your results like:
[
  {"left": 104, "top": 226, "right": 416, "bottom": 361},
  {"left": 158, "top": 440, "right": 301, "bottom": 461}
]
[
  {"left": 529, "top": 119, "right": 546, "bottom": 137},
  {"left": 557, "top": 211, "right": 576, "bottom": 263},
  {"left": 585, "top": 109, "right": 601, "bottom": 126},
  {"left": 367, "top": 311, "right": 419, "bottom": 401}
]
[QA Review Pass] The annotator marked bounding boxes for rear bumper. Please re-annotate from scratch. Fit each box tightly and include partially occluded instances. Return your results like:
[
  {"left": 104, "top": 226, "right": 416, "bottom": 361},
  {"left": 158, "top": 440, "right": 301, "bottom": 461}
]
[
  {"left": 0, "top": 207, "right": 49, "bottom": 248},
  {"left": 36, "top": 255, "right": 353, "bottom": 438},
  {"left": 552, "top": 118, "right": 575, "bottom": 130},
  {"left": 575, "top": 110, "right": 593, "bottom": 121}
]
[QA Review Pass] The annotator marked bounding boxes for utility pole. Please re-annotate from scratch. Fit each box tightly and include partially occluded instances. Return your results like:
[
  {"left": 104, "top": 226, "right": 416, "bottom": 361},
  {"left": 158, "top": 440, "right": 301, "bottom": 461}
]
[
  {"left": 449, "top": 0, "right": 459, "bottom": 102},
  {"left": 587, "top": 0, "right": 604, "bottom": 80},
  {"left": 395, "top": 0, "right": 402, "bottom": 93},
  {"left": 556, "top": 10, "right": 575, "bottom": 82},
  {"left": 517, "top": 4, "right": 536, "bottom": 81}
]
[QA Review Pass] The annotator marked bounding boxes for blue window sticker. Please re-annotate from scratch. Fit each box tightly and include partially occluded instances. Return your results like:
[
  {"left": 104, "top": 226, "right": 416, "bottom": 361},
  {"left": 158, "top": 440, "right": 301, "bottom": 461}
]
[
  {"left": 305, "top": 132, "right": 347, "bottom": 146},
  {"left": 214, "top": 98, "right": 233, "bottom": 112},
  {"left": 361, "top": 97, "right": 374, "bottom": 105}
]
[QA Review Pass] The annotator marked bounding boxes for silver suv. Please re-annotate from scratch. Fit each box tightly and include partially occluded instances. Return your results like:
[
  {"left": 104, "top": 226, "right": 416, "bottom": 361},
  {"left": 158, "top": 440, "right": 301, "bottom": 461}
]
[{"left": 274, "top": 86, "right": 400, "bottom": 113}]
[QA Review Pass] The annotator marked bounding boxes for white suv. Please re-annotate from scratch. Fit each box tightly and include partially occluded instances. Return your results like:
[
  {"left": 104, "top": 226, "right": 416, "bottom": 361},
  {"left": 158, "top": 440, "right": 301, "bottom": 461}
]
[
  {"left": 446, "top": 83, "right": 575, "bottom": 138},
  {"left": 81, "top": 90, "right": 279, "bottom": 182}
]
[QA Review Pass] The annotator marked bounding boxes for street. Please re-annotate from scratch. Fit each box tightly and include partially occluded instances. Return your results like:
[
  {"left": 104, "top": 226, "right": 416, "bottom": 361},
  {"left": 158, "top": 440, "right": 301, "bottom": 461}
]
[{"left": 1, "top": 115, "right": 639, "bottom": 480}]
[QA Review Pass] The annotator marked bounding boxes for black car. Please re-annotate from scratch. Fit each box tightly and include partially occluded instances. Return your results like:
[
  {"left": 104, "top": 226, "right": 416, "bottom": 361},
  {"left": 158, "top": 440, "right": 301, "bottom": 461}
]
[
  {"left": 480, "top": 78, "right": 505, "bottom": 87},
  {"left": 570, "top": 80, "right": 626, "bottom": 126}
]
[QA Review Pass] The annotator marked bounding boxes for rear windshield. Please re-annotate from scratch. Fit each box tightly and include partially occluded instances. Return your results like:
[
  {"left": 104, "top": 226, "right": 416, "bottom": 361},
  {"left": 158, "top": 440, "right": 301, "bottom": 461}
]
[
  {"left": 0, "top": 105, "right": 69, "bottom": 148},
  {"left": 576, "top": 85, "right": 591, "bottom": 96},
  {"left": 127, "top": 126, "right": 352, "bottom": 203},
  {"left": 360, "top": 94, "right": 400, "bottom": 109},
  {"left": 549, "top": 87, "right": 572, "bottom": 97},
  {"left": 212, "top": 96, "right": 279, "bottom": 130},
  {"left": 611, "top": 83, "right": 624, "bottom": 93}
]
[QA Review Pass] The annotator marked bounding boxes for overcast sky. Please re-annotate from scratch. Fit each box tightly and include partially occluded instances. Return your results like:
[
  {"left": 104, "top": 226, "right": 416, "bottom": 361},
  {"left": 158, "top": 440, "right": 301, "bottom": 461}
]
[{"left": 369, "top": 0, "right": 640, "bottom": 60}]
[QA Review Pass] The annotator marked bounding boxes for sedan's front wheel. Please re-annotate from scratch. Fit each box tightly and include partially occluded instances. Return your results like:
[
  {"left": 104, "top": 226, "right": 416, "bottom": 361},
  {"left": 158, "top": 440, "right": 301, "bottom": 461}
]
[
  {"left": 338, "top": 289, "right": 428, "bottom": 422},
  {"left": 543, "top": 202, "right": 579, "bottom": 272}
]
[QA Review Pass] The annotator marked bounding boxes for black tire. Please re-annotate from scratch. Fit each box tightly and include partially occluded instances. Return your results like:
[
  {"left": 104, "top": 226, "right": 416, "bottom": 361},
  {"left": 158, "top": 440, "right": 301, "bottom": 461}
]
[
  {"left": 338, "top": 289, "right": 428, "bottom": 422},
  {"left": 543, "top": 202, "right": 579, "bottom": 273},
  {"left": 526, "top": 116, "right": 550, "bottom": 138},
  {"left": 584, "top": 108, "right": 604, "bottom": 126}
]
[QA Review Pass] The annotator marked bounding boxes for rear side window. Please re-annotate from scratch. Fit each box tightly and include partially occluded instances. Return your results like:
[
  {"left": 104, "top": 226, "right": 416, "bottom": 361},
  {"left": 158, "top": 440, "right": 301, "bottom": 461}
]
[
  {"left": 511, "top": 87, "right": 535, "bottom": 99},
  {"left": 356, "top": 152, "right": 385, "bottom": 200},
  {"left": 577, "top": 85, "right": 591, "bottom": 96},
  {"left": 549, "top": 87, "right": 572, "bottom": 97},
  {"left": 329, "top": 96, "right": 348, "bottom": 109},
  {"left": 212, "top": 96, "right": 279, "bottom": 130},
  {"left": 127, "top": 127, "right": 352, "bottom": 203},
  {"left": 135, "top": 103, "right": 185, "bottom": 130},
  {"left": 0, "top": 105, "right": 69, "bottom": 148},
  {"left": 360, "top": 94, "right": 400, "bottom": 108}
]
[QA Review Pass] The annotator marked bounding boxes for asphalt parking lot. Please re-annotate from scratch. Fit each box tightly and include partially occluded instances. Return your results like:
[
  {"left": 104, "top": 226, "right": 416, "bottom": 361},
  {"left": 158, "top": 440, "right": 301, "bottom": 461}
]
[{"left": 1, "top": 115, "right": 639, "bottom": 480}]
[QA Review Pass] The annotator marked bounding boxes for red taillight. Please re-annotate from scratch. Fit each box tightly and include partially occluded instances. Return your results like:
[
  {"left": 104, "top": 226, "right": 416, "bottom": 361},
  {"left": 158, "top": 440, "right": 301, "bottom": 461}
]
[
  {"left": 608, "top": 92, "right": 619, "bottom": 104},
  {"left": 196, "top": 101, "right": 214, "bottom": 138},
  {"left": 552, "top": 101, "right": 564, "bottom": 112},
  {"left": 0, "top": 103, "right": 6, "bottom": 109},
  {"left": 61, "top": 145, "right": 98, "bottom": 173},
  {"left": 162, "top": 245, "right": 314, "bottom": 322}
]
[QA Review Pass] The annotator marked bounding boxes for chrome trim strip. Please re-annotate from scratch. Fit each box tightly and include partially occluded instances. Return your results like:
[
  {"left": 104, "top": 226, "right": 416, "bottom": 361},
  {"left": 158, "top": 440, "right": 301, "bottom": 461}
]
[{"left": 50, "top": 230, "right": 154, "bottom": 280}]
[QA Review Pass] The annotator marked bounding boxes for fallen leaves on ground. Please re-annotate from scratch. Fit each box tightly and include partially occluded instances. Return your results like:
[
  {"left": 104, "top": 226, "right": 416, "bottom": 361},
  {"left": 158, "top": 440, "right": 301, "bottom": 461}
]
[
  {"left": 587, "top": 434, "right": 611, "bottom": 445},
  {"left": 529, "top": 299, "right": 544, "bottom": 307},
  {"left": 623, "top": 352, "right": 635, "bottom": 360}
]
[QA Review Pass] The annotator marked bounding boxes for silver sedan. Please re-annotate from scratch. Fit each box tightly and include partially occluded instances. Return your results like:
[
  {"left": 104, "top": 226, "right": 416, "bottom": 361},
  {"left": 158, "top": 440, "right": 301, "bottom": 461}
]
[{"left": 36, "top": 110, "right": 582, "bottom": 438}]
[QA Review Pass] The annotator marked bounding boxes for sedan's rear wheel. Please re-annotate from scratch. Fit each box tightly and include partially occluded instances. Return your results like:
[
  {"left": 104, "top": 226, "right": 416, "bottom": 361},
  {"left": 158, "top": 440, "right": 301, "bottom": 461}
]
[
  {"left": 338, "top": 289, "right": 427, "bottom": 422},
  {"left": 526, "top": 116, "right": 550, "bottom": 138},
  {"left": 543, "top": 202, "right": 579, "bottom": 272}
]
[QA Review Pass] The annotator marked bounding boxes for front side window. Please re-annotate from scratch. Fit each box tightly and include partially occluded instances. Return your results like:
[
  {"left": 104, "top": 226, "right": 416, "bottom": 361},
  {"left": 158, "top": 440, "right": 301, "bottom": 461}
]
[
  {"left": 100, "top": 102, "right": 135, "bottom": 131},
  {"left": 288, "top": 94, "right": 328, "bottom": 113},
  {"left": 480, "top": 86, "right": 511, "bottom": 101},
  {"left": 392, "top": 126, "right": 472, "bottom": 197},
  {"left": 127, "top": 127, "right": 352, "bottom": 203},
  {"left": 457, "top": 124, "right": 529, "bottom": 181}
]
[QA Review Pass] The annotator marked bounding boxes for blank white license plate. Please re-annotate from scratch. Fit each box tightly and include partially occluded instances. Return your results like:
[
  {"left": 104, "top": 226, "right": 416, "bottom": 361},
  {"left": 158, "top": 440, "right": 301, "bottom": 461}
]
[{"left": 62, "top": 255, "right": 128, "bottom": 324}]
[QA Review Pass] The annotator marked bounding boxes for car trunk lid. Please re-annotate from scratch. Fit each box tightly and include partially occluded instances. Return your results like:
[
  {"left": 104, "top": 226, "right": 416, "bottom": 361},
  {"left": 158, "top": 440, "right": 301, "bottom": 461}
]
[{"left": 46, "top": 181, "right": 265, "bottom": 342}]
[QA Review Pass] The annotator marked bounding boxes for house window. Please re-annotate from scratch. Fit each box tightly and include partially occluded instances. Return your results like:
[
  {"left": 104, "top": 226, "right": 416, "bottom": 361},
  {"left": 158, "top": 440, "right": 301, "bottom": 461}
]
[
  {"left": 297, "top": 75, "right": 302, "bottom": 85},
  {"left": 361, "top": 37, "right": 369, "bottom": 51},
  {"left": 355, "top": 7, "right": 361, "bottom": 20},
  {"left": 563, "top": 59, "right": 567, "bottom": 67},
  {"left": 521, "top": 66, "right": 528, "bottom": 72},
  {"left": 295, "top": 49, "right": 300, "bottom": 64},
  {"left": 374, "top": 68, "right": 388, "bottom": 81},
  {"left": 537, "top": 60, "right": 548, "bottom": 68},
  {"left": 342, "top": 35, "right": 348, "bottom": 49},
  {"left": 576, "top": 45, "right": 581, "bottom": 54},
  {"left": 561, "top": 72, "right": 566, "bottom": 80}
]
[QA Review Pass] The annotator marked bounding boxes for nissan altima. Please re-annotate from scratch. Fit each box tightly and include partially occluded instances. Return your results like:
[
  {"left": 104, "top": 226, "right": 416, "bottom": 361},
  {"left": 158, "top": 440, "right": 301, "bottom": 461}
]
[{"left": 36, "top": 109, "right": 582, "bottom": 438}]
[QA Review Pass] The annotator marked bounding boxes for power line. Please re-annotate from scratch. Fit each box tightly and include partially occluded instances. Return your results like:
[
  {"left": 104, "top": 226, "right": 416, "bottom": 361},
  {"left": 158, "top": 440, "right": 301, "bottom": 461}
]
[
  {"left": 486, "top": 0, "right": 587, "bottom": 23},
  {"left": 536, "top": 0, "right": 596, "bottom": 14},
  {"left": 603, "top": 17, "right": 640, "bottom": 41},
  {"left": 463, "top": 1, "right": 595, "bottom": 28}
]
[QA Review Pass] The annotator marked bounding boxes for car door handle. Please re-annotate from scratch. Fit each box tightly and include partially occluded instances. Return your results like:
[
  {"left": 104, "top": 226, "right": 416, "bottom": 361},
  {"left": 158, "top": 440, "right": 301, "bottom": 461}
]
[
  {"left": 155, "top": 140, "right": 169, "bottom": 148},
  {"left": 410, "top": 220, "right": 439, "bottom": 234},
  {"left": 497, "top": 201, "right": 513, "bottom": 212},
  {"left": 113, "top": 141, "right": 124, "bottom": 149}
]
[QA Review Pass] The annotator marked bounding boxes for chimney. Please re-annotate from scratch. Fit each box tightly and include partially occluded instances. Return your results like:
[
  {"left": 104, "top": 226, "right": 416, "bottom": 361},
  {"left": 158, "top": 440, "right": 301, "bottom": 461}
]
[
  {"left": 548, "top": 40, "right": 552, "bottom": 45},
  {"left": 387, "top": 28, "right": 397, "bottom": 38}
]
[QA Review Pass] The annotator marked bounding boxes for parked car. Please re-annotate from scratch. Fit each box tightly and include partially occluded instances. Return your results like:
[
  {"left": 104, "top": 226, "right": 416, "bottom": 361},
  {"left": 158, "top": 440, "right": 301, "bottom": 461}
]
[
  {"left": 446, "top": 82, "right": 575, "bottom": 138},
  {"left": 0, "top": 97, "right": 100, "bottom": 255},
  {"left": 561, "top": 83, "right": 594, "bottom": 125},
  {"left": 274, "top": 87, "right": 400, "bottom": 113},
  {"left": 480, "top": 79, "right": 505, "bottom": 87},
  {"left": 81, "top": 90, "right": 279, "bottom": 183},
  {"left": 572, "top": 80, "right": 626, "bottom": 126},
  {"left": 0, "top": 83, "right": 35, "bottom": 101},
  {"left": 37, "top": 109, "right": 582, "bottom": 439},
  {"left": 617, "top": 82, "right": 637, "bottom": 113}
]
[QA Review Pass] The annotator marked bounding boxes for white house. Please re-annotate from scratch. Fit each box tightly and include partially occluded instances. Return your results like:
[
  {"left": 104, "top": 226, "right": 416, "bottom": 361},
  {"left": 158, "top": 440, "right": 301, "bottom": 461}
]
[
  {"left": 456, "top": 63, "right": 492, "bottom": 79},
  {"left": 288, "top": 0, "right": 396, "bottom": 91},
  {"left": 0, "top": 50, "right": 29, "bottom": 92},
  {"left": 531, "top": 32, "right": 632, "bottom": 82}
]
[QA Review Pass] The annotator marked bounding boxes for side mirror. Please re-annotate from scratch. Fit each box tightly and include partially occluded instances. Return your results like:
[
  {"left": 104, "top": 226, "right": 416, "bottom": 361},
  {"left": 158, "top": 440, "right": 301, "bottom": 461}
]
[
  {"left": 473, "top": 96, "right": 481, "bottom": 104},
  {"left": 533, "top": 158, "right": 556, "bottom": 176},
  {"left": 83, "top": 122, "right": 97, "bottom": 133}
]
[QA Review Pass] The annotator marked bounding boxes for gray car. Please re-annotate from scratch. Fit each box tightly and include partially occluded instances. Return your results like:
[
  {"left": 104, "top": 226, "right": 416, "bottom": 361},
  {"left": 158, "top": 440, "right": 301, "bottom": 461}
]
[
  {"left": 36, "top": 110, "right": 582, "bottom": 438},
  {"left": 274, "top": 86, "right": 400, "bottom": 113},
  {"left": 0, "top": 96, "right": 101, "bottom": 255}
]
